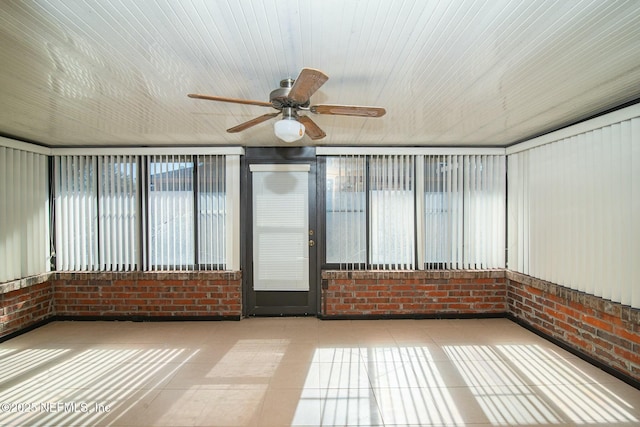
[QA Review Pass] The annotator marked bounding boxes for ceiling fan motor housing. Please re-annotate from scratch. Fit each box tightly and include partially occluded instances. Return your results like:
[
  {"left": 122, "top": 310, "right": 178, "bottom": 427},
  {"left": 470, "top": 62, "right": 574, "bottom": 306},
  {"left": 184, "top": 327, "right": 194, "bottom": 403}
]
[{"left": 270, "top": 78, "right": 309, "bottom": 109}]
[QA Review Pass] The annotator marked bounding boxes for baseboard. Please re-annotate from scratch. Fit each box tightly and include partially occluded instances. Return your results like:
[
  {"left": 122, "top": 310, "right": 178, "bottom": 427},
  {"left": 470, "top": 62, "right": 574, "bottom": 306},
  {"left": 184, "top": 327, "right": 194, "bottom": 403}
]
[
  {"left": 318, "top": 312, "right": 508, "bottom": 321},
  {"left": 0, "top": 316, "right": 56, "bottom": 344},
  {"left": 54, "top": 314, "right": 242, "bottom": 322}
]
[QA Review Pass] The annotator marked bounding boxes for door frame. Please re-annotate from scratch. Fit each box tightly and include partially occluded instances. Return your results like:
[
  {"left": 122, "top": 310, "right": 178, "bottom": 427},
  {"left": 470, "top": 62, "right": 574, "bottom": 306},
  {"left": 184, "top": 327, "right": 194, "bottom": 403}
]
[{"left": 242, "top": 147, "right": 318, "bottom": 316}]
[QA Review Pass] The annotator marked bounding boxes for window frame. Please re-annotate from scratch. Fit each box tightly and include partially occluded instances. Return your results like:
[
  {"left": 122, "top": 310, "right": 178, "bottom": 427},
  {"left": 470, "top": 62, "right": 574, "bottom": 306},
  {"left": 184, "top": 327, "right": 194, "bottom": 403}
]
[
  {"left": 53, "top": 153, "right": 231, "bottom": 272},
  {"left": 323, "top": 155, "right": 416, "bottom": 270},
  {"left": 145, "top": 154, "right": 227, "bottom": 271},
  {"left": 321, "top": 152, "right": 506, "bottom": 271}
]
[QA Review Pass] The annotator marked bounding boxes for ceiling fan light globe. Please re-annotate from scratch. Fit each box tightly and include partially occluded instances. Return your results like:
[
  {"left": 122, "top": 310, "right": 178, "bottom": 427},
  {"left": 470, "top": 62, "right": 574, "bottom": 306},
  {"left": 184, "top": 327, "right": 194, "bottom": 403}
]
[{"left": 274, "top": 118, "right": 305, "bottom": 142}]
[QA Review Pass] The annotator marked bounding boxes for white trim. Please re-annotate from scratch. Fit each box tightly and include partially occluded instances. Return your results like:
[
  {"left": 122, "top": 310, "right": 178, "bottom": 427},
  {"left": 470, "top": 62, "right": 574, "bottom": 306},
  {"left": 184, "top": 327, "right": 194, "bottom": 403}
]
[
  {"left": 316, "top": 146, "right": 506, "bottom": 156},
  {"left": 249, "top": 163, "right": 311, "bottom": 172},
  {"left": 51, "top": 146, "right": 245, "bottom": 156},
  {"left": 0, "top": 136, "right": 51, "bottom": 156},
  {"left": 226, "top": 155, "right": 241, "bottom": 271},
  {"left": 0, "top": 138, "right": 248, "bottom": 157},
  {"left": 507, "top": 103, "right": 640, "bottom": 155}
]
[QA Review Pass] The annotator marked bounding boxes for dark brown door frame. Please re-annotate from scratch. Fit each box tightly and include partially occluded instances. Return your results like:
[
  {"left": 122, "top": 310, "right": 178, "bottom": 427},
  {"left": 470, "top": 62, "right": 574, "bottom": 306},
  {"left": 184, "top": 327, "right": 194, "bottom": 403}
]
[{"left": 241, "top": 147, "right": 318, "bottom": 316}]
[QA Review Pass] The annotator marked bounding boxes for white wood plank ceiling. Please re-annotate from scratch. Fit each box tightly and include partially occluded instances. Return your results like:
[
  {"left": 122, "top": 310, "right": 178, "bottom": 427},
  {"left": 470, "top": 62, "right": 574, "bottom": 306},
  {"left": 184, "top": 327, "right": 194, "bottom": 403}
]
[{"left": 1, "top": 0, "right": 639, "bottom": 148}]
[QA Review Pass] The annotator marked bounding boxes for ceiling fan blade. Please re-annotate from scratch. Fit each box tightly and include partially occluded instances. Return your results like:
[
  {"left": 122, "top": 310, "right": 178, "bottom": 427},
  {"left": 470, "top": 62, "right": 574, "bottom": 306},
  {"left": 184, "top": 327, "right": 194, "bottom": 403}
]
[
  {"left": 298, "top": 116, "right": 326, "bottom": 140},
  {"left": 188, "top": 93, "right": 273, "bottom": 108},
  {"left": 287, "top": 68, "right": 329, "bottom": 104},
  {"left": 227, "top": 112, "right": 280, "bottom": 133},
  {"left": 310, "top": 104, "right": 386, "bottom": 117}
]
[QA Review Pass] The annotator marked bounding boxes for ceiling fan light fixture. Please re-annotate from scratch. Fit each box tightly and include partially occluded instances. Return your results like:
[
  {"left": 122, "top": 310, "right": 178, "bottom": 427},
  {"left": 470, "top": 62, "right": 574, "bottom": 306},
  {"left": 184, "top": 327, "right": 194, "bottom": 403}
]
[{"left": 274, "top": 117, "right": 305, "bottom": 142}]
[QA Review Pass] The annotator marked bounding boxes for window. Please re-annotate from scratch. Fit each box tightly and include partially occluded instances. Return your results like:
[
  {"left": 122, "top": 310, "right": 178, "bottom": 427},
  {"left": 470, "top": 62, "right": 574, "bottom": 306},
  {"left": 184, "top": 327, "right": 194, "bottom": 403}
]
[
  {"left": 55, "top": 155, "right": 138, "bottom": 271},
  {"left": 422, "top": 155, "right": 505, "bottom": 269},
  {"left": 325, "top": 155, "right": 415, "bottom": 269},
  {"left": 54, "top": 153, "right": 228, "bottom": 272},
  {"left": 423, "top": 156, "right": 461, "bottom": 269},
  {"left": 324, "top": 153, "right": 505, "bottom": 271},
  {"left": 147, "top": 155, "right": 195, "bottom": 269},
  {"left": 98, "top": 155, "right": 138, "bottom": 271},
  {"left": 197, "top": 155, "right": 226, "bottom": 268},
  {"left": 369, "top": 155, "right": 415, "bottom": 269},
  {"left": 326, "top": 156, "right": 366, "bottom": 267},
  {"left": 55, "top": 156, "right": 98, "bottom": 270},
  {"left": 146, "top": 154, "right": 227, "bottom": 270}
]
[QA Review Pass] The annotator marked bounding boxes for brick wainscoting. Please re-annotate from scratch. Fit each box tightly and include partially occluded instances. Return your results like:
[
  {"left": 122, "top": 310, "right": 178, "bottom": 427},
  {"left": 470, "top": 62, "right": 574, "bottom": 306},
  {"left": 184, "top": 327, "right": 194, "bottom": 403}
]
[
  {"left": 54, "top": 271, "right": 242, "bottom": 320},
  {"left": 507, "top": 271, "right": 640, "bottom": 382},
  {"left": 321, "top": 270, "right": 507, "bottom": 317},
  {"left": 0, "top": 271, "right": 242, "bottom": 340},
  {"left": 0, "top": 274, "right": 54, "bottom": 338}
]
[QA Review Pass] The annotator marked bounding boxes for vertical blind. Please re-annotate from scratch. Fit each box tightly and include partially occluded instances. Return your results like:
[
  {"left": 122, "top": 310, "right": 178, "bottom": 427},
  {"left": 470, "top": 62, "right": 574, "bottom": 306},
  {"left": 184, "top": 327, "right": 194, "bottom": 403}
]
[
  {"left": 98, "top": 155, "right": 138, "bottom": 271},
  {"left": 369, "top": 155, "right": 415, "bottom": 269},
  {"left": 326, "top": 156, "right": 367, "bottom": 268},
  {"left": 423, "top": 155, "right": 505, "bottom": 269},
  {"left": 147, "top": 155, "right": 195, "bottom": 270},
  {"left": 325, "top": 153, "right": 505, "bottom": 270},
  {"left": 55, "top": 154, "right": 227, "bottom": 272},
  {"left": 197, "top": 155, "right": 226, "bottom": 269},
  {"left": 423, "top": 155, "right": 463, "bottom": 268},
  {"left": 508, "top": 116, "right": 639, "bottom": 309},
  {"left": 146, "top": 154, "right": 227, "bottom": 270},
  {"left": 55, "top": 156, "right": 98, "bottom": 271},
  {"left": 4, "top": 149, "right": 235, "bottom": 280},
  {"left": 325, "top": 155, "right": 416, "bottom": 270},
  {"left": 463, "top": 155, "right": 505, "bottom": 269},
  {"left": 0, "top": 147, "right": 50, "bottom": 282},
  {"left": 55, "top": 155, "right": 138, "bottom": 271}
]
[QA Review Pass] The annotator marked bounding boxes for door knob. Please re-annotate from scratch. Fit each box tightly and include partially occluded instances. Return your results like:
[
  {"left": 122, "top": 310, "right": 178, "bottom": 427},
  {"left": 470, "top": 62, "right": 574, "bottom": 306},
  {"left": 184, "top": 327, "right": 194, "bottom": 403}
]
[{"left": 309, "top": 239, "right": 315, "bottom": 247}]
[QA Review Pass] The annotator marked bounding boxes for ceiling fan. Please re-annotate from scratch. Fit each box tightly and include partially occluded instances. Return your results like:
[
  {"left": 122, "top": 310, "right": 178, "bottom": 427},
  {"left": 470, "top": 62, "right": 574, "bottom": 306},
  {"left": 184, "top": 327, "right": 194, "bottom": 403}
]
[{"left": 188, "top": 68, "right": 386, "bottom": 142}]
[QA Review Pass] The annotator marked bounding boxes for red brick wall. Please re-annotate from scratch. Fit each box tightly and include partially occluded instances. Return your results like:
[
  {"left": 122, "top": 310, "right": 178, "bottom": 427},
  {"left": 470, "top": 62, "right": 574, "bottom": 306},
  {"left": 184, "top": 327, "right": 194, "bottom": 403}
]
[
  {"left": 321, "top": 270, "right": 507, "bottom": 317},
  {"left": 507, "top": 270, "right": 640, "bottom": 382},
  {"left": 0, "top": 274, "right": 54, "bottom": 338},
  {"left": 53, "top": 271, "right": 242, "bottom": 319},
  {"left": 1, "top": 271, "right": 242, "bottom": 340}
]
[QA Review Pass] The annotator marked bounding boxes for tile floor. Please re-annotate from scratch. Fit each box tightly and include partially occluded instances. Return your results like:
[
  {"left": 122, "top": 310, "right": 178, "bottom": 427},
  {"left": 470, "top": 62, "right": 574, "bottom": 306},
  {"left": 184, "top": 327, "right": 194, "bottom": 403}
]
[{"left": 0, "top": 318, "right": 639, "bottom": 426}]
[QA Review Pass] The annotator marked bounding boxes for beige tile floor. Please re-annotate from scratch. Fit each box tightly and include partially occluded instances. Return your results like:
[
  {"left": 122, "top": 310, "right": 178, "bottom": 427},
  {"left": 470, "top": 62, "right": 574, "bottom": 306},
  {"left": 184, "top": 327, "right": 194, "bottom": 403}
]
[{"left": 0, "top": 317, "right": 639, "bottom": 426}]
